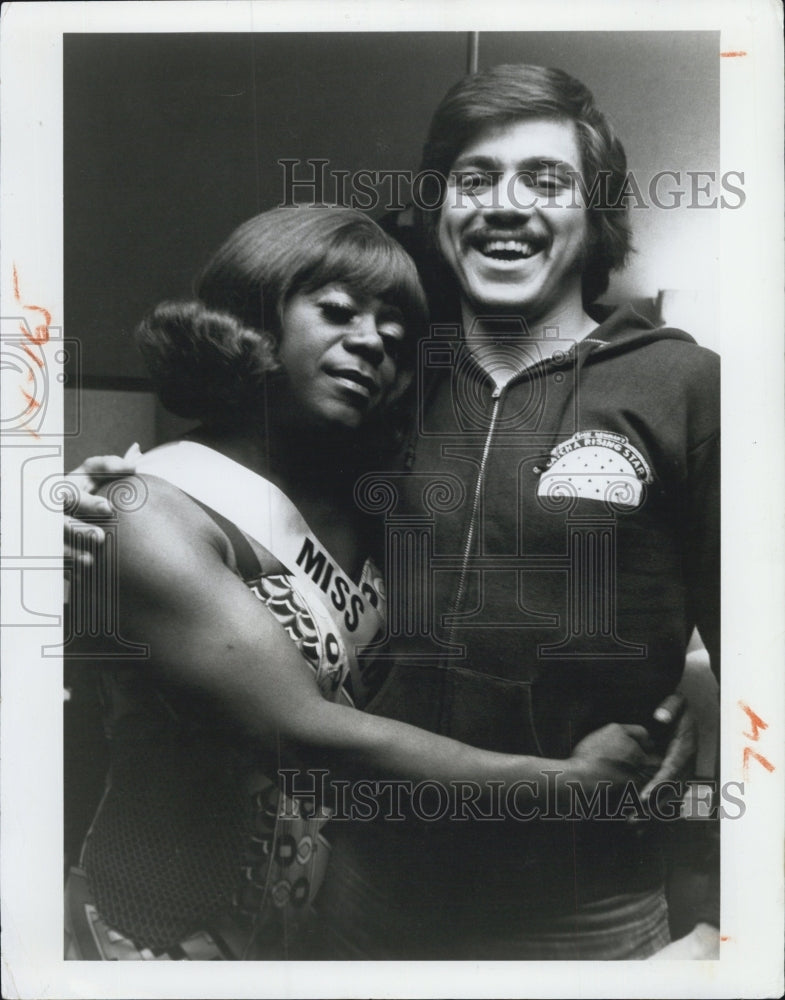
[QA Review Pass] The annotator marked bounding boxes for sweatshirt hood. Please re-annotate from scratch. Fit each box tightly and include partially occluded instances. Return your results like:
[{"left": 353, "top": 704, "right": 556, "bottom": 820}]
[
  {"left": 403, "top": 302, "right": 702, "bottom": 470},
  {"left": 579, "top": 303, "right": 697, "bottom": 364}
]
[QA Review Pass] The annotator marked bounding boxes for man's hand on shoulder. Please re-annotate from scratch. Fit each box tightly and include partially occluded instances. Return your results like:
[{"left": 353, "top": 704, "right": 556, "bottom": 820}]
[{"left": 64, "top": 445, "right": 141, "bottom": 565}]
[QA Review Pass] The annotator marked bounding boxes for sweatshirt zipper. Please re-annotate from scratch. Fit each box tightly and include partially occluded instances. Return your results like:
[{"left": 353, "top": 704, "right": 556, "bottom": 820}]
[
  {"left": 444, "top": 338, "right": 599, "bottom": 647},
  {"left": 447, "top": 382, "right": 507, "bottom": 646}
]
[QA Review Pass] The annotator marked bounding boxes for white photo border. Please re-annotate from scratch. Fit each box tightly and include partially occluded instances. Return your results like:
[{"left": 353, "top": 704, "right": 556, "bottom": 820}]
[{"left": 1, "top": 1, "right": 783, "bottom": 997}]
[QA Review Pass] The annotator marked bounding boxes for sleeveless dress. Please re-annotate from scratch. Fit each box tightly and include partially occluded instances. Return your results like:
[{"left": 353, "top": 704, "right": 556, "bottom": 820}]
[{"left": 65, "top": 452, "right": 386, "bottom": 961}]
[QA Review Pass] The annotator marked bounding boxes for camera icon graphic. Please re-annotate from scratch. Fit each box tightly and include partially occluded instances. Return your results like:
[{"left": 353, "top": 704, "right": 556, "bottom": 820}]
[
  {"left": 0, "top": 316, "right": 81, "bottom": 437},
  {"left": 416, "top": 317, "right": 579, "bottom": 440}
]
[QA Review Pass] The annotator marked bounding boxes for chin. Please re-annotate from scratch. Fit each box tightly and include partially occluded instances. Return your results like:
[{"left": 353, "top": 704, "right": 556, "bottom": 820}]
[
  {"left": 319, "top": 409, "right": 367, "bottom": 434},
  {"left": 468, "top": 287, "right": 540, "bottom": 318}
]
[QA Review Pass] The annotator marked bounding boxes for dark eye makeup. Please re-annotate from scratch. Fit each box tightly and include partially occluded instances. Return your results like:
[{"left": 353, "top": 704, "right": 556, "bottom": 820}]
[
  {"left": 319, "top": 300, "right": 357, "bottom": 323},
  {"left": 315, "top": 290, "right": 406, "bottom": 361}
]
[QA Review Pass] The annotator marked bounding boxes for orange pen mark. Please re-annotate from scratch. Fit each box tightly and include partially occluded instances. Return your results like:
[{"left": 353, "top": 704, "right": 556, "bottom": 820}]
[
  {"left": 743, "top": 746, "right": 774, "bottom": 775},
  {"left": 19, "top": 386, "right": 42, "bottom": 437},
  {"left": 739, "top": 701, "right": 768, "bottom": 741},
  {"left": 12, "top": 262, "right": 52, "bottom": 344},
  {"left": 10, "top": 263, "right": 53, "bottom": 436},
  {"left": 20, "top": 388, "right": 41, "bottom": 409},
  {"left": 720, "top": 51, "right": 747, "bottom": 58},
  {"left": 720, "top": 935, "right": 730, "bottom": 942},
  {"left": 22, "top": 342, "right": 45, "bottom": 367}
]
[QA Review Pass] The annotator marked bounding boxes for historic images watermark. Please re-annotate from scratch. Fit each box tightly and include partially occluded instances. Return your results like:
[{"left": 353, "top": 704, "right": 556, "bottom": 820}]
[
  {"left": 1, "top": 312, "right": 81, "bottom": 638},
  {"left": 278, "top": 159, "right": 746, "bottom": 212},
  {"left": 278, "top": 769, "right": 746, "bottom": 823}
]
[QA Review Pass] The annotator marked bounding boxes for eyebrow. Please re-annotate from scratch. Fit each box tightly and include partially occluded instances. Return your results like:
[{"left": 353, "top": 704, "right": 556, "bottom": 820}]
[{"left": 451, "top": 155, "right": 580, "bottom": 172}]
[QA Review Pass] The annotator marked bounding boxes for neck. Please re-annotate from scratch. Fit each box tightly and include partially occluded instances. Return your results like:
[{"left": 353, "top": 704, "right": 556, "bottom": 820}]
[
  {"left": 460, "top": 296, "right": 598, "bottom": 369},
  {"left": 185, "top": 421, "right": 370, "bottom": 505},
  {"left": 183, "top": 423, "right": 378, "bottom": 578}
]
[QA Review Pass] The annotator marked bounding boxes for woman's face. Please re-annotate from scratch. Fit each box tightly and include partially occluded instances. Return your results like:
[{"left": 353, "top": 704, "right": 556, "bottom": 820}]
[{"left": 277, "top": 283, "right": 407, "bottom": 431}]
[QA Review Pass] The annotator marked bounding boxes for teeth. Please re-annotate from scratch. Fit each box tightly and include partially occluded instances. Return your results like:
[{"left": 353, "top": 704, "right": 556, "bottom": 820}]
[{"left": 479, "top": 239, "right": 537, "bottom": 259}]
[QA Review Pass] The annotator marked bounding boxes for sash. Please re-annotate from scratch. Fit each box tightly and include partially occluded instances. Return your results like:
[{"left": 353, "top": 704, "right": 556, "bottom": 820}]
[{"left": 134, "top": 441, "right": 385, "bottom": 704}]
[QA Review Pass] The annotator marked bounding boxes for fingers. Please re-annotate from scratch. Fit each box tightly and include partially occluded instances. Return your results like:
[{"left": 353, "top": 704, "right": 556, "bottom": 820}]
[
  {"left": 68, "top": 445, "right": 141, "bottom": 495},
  {"left": 62, "top": 447, "right": 142, "bottom": 599},
  {"left": 642, "top": 712, "right": 698, "bottom": 797},
  {"left": 64, "top": 521, "right": 106, "bottom": 583},
  {"left": 638, "top": 753, "right": 664, "bottom": 781},
  {"left": 64, "top": 519, "right": 105, "bottom": 558},
  {"left": 652, "top": 691, "right": 686, "bottom": 727},
  {"left": 64, "top": 446, "right": 141, "bottom": 523},
  {"left": 63, "top": 489, "right": 112, "bottom": 559},
  {"left": 78, "top": 454, "right": 138, "bottom": 480},
  {"left": 65, "top": 518, "right": 105, "bottom": 545},
  {"left": 63, "top": 491, "right": 114, "bottom": 518},
  {"left": 76, "top": 442, "right": 140, "bottom": 471},
  {"left": 608, "top": 725, "right": 662, "bottom": 791},
  {"left": 637, "top": 692, "right": 694, "bottom": 803},
  {"left": 618, "top": 723, "right": 656, "bottom": 754},
  {"left": 639, "top": 709, "right": 698, "bottom": 801}
]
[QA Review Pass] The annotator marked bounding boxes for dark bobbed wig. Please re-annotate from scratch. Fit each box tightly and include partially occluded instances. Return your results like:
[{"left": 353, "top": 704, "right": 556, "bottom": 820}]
[
  {"left": 417, "top": 63, "right": 632, "bottom": 309},
  {"left": 136, "top": 206, "right": 428, "bottom": 432}
]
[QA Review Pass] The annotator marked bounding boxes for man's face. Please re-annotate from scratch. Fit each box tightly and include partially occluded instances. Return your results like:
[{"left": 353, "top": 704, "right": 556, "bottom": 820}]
[{"left": 437, "top": 118, "right": 590, "bottom": 322}]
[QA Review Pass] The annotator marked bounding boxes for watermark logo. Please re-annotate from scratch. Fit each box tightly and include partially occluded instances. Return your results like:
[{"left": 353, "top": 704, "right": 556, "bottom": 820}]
[
  {"left": 278, "top": 159, "right": 746, "bottom": 213},
  {"left": 277, "top": 770, "right": 746, "bottom": 823}
]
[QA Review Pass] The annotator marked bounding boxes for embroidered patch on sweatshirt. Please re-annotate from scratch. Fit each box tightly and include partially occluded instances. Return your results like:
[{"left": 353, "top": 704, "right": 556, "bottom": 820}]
[{"left": 535, "top": 430, "right": 653, "bottom": 507}]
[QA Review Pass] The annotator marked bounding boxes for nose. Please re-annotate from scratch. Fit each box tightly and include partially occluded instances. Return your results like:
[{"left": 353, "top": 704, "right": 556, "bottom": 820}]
[
  {"left": 484, "top": 170, "right": 537, "bottom": 218},
  {"left": 343, "top": 312, "right": 385, "bottom": 364}
]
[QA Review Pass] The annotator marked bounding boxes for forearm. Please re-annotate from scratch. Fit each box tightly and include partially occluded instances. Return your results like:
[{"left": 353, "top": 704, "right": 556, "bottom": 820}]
[
  {"left": 284, "top": 696, "right": 571, "bottom": 808},
  {"left": 110, "top": 482, "right": 654, "bottom": 819}
]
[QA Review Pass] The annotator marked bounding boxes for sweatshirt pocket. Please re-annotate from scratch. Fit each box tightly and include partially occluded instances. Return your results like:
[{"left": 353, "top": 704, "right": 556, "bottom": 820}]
[{"left": 439, "top": 666, "right": 545, "bottom": 757}]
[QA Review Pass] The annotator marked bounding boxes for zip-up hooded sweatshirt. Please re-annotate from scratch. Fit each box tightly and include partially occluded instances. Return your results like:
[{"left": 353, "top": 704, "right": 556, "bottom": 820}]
[{"left": 327, "top": 304, "right": 719, "bottom": 943}]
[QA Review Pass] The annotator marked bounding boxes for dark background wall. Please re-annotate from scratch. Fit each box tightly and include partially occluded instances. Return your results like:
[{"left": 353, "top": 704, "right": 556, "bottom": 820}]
[{"left": 64, "top": 30, "right": 719, "bottom": 466}]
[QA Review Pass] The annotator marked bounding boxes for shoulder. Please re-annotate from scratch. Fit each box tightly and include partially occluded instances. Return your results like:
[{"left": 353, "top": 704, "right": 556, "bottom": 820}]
[
  {"left": 606, "top": 318, "right": 718, "bottom": 371},
  {"left": 659, "top": 336, "right": 719, "bottom": 428},
  {"left": 606, "top": 322, "right": 719, "bottom": 420},
  {"left": 96, "top": 473, "right": 233, "bottom": 573},
  {"left": 643, "top": 336, "right": 719, "bottom": 416},
  {"left": 591, "top": 307, "right": 719, "bottom": 386},
  {"left": 97, "top": 472, "right": 206, "bottom": 525},
  {"left": 645, "top": 333, "right": 719, "bottom": 378}
]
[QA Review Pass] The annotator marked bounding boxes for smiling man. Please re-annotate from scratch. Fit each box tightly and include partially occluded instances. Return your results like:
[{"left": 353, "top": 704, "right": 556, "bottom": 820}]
[
  {"left": 438, "top": 117, "right": 594, "bottom": 343},
  {"left": 313, "top": 63, "right": 720, "bottom": 960}
]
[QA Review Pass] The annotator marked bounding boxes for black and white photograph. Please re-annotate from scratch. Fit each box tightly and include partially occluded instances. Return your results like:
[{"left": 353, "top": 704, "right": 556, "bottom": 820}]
[{"left": 1, "top": 2, "right": 783, "bottom": 997}]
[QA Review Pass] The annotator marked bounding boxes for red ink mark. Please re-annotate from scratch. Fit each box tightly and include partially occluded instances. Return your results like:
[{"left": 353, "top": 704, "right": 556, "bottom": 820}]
[
  {"left": 739, "top": 701, "right": 775, "bottom": 777},
  {"left": 739, "top": 701, "right": 768, "bottom": 741},
  {"left": 18, "top": 387, "right": 42, "bottom": 438},
  {"left": 743, "top": 746, "right": 775, "bottom": 774},
  {"left": 720, "top": 935, "right": 730, "bottom": 942},
  {"left": 720, "top": 51, "right": 747, "bottom": 58},
  {"left": 10, "top": 264, "right": 53, "bottom": 437},
  {"left": 22, "top": 343, "right": 45, "bottom": 367},
  {"left": 12, "top": 262, "right": 52, "bottom": 344},
  {"left": 20, "top": 389, "right": 41, "bottom": 409}
]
